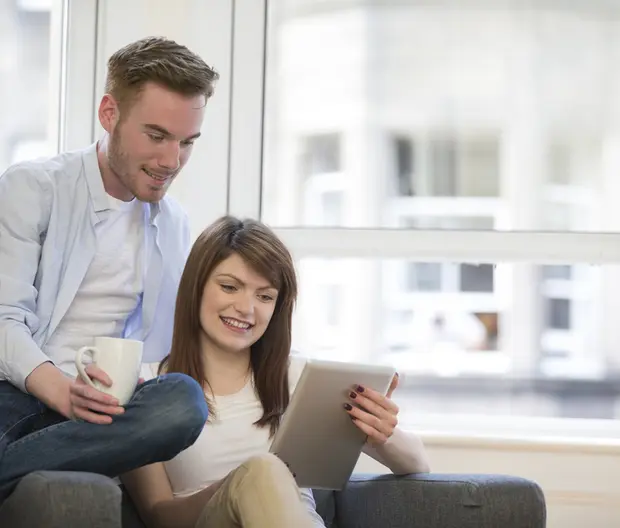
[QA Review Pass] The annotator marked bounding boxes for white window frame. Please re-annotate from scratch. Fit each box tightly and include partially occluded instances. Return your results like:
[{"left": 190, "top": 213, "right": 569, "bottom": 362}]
[
  {"left": 61, "top": 0, "right": 99, "bottom": 150},
  {"left": 226, "top": 0, "right": 620, "bottom": 440}
]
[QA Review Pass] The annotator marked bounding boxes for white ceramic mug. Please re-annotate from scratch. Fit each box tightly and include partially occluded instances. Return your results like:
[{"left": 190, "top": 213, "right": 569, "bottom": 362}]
[{"left": 75, "top": 337, "right": 143, "bottom": 405}]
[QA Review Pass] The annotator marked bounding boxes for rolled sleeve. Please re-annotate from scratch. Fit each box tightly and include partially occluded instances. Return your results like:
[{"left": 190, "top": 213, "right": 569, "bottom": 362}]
[{"left": 0, "top": 164, "right": 53, "bottom": 391}]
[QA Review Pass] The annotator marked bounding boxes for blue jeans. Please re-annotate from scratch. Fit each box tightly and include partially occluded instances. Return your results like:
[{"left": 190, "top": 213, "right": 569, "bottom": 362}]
[{"left": 0, "top": 373, "right": 208, "bottom": 503}]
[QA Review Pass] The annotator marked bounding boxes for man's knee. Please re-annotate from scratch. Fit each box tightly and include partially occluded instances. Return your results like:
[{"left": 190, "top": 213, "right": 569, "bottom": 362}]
[{"left": 131, "top": 373, "right": 208, "bottom": 450}]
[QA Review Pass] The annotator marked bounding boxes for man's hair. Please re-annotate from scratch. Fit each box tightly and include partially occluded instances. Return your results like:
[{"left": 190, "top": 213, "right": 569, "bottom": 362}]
[{"left": 104, "top": 36, "right": 219, "bottom": 111}]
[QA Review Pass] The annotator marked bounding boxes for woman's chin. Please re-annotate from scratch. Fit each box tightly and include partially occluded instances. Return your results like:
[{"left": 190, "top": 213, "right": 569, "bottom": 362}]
[{"left": 215, "top": 336, "right": 252, "bottom": 354}]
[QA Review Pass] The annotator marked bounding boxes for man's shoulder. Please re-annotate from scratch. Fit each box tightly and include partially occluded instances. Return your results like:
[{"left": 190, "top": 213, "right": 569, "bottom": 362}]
[{"left": 1, "top": 146, "right": 91, "bottom": 189}]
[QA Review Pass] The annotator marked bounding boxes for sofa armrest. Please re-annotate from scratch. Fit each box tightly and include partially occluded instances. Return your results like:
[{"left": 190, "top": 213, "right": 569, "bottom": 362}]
[
  {"left": 0, "top": 471, "right": 122, "bottom": 528},
  {"left": 330, "top": 473, "right": 546, "bottom": 528}
]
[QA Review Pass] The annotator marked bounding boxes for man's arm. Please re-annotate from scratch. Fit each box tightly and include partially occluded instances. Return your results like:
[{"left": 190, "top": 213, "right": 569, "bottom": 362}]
[
  {"left": 0, "top": 165, "right": 123, "bottom": 421},
  {"left": 0, "top": 164, "right": 56, "bottom": 392}
]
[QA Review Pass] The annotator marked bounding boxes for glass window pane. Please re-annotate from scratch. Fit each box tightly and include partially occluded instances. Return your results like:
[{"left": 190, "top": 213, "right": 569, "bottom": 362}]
[
  {"left": 460, "top": 263, "right": 494, "bottom": 293},
  {"left": 293, "top": 258, "right": 619, "bottom": 422},
  {"left": 263, "top": 1, "right": 620, "bottom": 232},
  {"left": 0, "top": 0, "right": 61, "bottom": 172}
]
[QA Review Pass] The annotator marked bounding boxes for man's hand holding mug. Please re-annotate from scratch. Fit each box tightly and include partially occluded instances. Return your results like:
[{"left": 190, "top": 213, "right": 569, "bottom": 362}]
[{"left": 72, "top": 337, "right": 144, "bottom": 424}]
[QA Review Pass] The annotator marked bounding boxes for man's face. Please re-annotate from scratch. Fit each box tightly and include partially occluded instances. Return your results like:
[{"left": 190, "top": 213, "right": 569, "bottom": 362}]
[{"left": 103, "top": 82, "right": 206, "bottom": 203}]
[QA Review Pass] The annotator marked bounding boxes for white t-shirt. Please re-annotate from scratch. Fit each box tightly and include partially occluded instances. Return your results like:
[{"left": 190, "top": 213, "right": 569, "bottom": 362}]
[
  {"left": 143, "top": 356, "right": 307, "bottom": 498},
  {"left": 45, "top": 195, "right": 145, "bottom": 377}
]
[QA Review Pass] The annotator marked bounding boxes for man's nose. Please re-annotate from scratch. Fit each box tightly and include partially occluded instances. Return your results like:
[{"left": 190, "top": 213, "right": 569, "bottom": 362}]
[{"left": 158, "top": 142, "right": 181, "bottom": 171}]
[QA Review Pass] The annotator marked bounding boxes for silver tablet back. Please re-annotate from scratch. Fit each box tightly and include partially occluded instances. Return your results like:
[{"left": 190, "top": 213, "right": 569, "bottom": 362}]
[{"left": 270, "top": 359, "right": 395, "bottom": 490}]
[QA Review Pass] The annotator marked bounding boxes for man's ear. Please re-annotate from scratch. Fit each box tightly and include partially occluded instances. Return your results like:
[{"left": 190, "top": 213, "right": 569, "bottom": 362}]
[{"left": 98, "top": 94, "right": 120, "bottom": 133}]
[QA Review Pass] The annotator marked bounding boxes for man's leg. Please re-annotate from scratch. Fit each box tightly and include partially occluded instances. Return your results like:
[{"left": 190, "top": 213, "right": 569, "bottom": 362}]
[
  {"left": 195, "top": 454, "right": 321, "bottom": 528},
  {"left": 0, "top": 380, "right": 60, "bottom": 469},
  {"left": 0, "top": 373, "right": 208, "bottom": 502}
]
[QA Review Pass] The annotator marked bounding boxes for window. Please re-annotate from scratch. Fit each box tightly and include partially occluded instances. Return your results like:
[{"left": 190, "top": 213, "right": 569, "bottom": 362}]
[
  {"left": 0, "top": 0, "right": 62, "bottom": 173},
  {"left": 547, "top": 298, "right": 571, "bottom": 330},
  {"left": 227, "top": 0, "right": 620, "bottom": 436},
  {"left": 262, "top": 1, "right": 616, "bottom": 233},
  {"left": 460, "top": 264, "right": 494, "bottom": 293},
  {"left": 393, "top": 136, "right": 414, "bottom": 197},
  {"left": 301, "top": 133, "right": 341, "bottom": 177},
  {"left": 291, "top": 258, "right": 616, "bottom": 421},
  {"left": 406, "top": 262, "right": 441, "bottom": 292}
]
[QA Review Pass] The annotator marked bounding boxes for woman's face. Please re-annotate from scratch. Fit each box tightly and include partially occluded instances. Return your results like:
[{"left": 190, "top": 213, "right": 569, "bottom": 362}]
[{"left": 199, "top": 253, "right": 279, "bottom": 355}]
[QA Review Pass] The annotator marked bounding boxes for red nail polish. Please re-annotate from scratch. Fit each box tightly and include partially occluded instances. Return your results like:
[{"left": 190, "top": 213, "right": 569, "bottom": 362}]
[
  {"left": 349, "top": 391, "right": 357, "bottom": 399},
  {"left": 356, "top": 385, "right": 364, "bottom": 393},
  {"left": 344, "top": 403, "right": 352, "bottom": 410}
]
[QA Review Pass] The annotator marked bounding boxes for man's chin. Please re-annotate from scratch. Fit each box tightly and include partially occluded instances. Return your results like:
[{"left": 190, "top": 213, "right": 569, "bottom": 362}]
[{"left": 134, "top": 186, "right": 168, "bottom": 203}]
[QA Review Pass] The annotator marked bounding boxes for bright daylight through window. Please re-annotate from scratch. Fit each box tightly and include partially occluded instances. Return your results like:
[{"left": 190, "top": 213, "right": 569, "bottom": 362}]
[
  {"left": 0, "top": 0, "right": 61, "bottom": 174},
  {"left": 261, "top": 0, "right": 620, "bottom": 428}
]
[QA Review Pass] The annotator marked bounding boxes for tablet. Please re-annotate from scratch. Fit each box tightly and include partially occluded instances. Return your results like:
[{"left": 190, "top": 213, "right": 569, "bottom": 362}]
[{"left": 269, "top": 358, "right": 396, "bottom": 490}]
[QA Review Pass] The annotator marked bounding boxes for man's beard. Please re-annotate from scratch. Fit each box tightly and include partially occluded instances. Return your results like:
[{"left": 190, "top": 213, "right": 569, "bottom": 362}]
[{"left": 107, "top": 130, "right": 133, "bottom": 192}]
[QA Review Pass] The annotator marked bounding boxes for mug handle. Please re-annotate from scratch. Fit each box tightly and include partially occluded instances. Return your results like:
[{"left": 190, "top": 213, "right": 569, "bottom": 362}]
[{"left": 75, "top": 346, "right": 100, "bottom": 389}]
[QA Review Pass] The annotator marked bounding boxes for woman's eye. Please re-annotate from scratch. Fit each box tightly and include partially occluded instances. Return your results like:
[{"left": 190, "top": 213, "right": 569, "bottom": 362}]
[
  {"left": 259, "top": 294, "right": 275, "bottom": 302},
  {"left": 221, "top": 284, "right": 236, "bottom": 292},
  {"left": 149, "top": 134, "right": 164, "bottom": 142}
]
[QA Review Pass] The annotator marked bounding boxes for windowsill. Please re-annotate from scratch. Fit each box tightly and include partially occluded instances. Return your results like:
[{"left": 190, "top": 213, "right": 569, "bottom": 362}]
[
  {"left": 416, "top": 430, "right": 620, "bottom": 455},
  {"left": 402, "top": 413, "right": 620, "bottom": 454}
]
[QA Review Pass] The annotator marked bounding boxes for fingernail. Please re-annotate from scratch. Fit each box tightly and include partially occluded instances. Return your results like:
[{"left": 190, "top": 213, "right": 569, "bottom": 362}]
[
  {"left": 356, "top": 385, "right": 364, "bottom": 393},
  {"left": 343, "top": 403, "right": 352, "bottom": 410},
  {"left": 349, "top": 391, "right": 357, "bottom": 399}
]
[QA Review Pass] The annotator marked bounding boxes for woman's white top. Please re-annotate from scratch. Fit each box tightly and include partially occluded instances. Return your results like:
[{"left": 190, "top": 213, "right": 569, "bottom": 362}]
[
  {"left": 143, "top": 355, "right": 423, "bottom": 499},
  {"left": 143, "top": 357, "right": 306, "bottom": 497}
]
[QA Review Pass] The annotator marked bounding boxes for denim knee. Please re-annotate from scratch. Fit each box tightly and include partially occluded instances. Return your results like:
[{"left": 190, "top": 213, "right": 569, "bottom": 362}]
[{"left": 131, "top": 372, "right": 208, "bottom": 455}]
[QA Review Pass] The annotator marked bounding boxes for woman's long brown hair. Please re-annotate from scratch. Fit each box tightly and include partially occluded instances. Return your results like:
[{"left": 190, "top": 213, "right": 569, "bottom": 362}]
[{"left": 159, "top": 215, "right": 298, "bottom": 436}]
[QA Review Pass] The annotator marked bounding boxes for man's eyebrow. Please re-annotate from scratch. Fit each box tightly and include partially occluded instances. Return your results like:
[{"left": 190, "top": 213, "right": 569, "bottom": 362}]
[
  {"left": 216, "top": 273, "right": 277, "bottom": 291},
  {"left": 144, "top": 124, "right": 201, "bottom": 141}
]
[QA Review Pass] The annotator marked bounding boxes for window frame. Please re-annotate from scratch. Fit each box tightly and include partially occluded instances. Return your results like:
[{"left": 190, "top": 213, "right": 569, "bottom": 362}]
[{"left": 225, "top": 0, "right": 620, "bottom": 439}]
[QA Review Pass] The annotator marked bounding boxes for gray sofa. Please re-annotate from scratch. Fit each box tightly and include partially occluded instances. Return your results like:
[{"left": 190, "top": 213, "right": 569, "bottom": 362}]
[{"left": 0, "top": 470, "right": 545, "bottom": 528}]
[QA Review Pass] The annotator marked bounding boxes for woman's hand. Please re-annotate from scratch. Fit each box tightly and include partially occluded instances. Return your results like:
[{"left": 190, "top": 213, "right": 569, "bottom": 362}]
[{"left": 344, "top": 373, "right": 400, "bottom": 447}]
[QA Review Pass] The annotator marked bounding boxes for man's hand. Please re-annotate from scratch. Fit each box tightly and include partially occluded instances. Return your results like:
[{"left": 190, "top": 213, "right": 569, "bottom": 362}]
[
  {"left": 25, "top": 361, "right": 125, "bottom": 424},
  {"left": 69, "top": 364, "right": 125, "bottom": 424}
]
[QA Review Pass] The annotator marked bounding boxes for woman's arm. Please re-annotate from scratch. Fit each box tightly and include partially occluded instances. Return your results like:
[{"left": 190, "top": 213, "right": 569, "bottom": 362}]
[
  {"left": 299, "top": 488, "right": 327, "bottom": 527},
  {"left": 344, "top": 374, "right": 431, "bottom": 475},
  {"left": 362, "top": 427, "right": 430, "bottom": 474},
  {"left": 121, "top": 464, "right": 223, "bottom": 528}
]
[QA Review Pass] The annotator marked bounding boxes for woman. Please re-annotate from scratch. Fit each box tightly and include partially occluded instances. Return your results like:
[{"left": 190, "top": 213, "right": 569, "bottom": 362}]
[{"left": 122, "top": 216, "right": 430, "bottom": 528}]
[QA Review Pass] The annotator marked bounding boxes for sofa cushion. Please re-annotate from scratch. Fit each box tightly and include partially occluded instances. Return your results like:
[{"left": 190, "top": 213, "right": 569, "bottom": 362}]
[{"left": 0, "top": 471, "right": 122, "bottom": 528}]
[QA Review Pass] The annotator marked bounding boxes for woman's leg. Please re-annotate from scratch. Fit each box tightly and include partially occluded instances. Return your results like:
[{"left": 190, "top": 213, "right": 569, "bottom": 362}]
[{"left": 195, "top": 453, "right": 321, "bottom": 528}]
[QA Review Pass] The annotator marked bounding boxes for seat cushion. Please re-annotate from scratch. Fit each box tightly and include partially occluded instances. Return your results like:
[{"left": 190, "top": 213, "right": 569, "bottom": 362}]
[{"left": 0, "top": 471, "right": 122, "bottom": 528}]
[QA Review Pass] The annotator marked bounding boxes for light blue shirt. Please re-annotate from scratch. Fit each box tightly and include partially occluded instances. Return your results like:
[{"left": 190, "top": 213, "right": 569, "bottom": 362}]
[{"left": 0, "top": 142, "right": 191, "bottom": 391}]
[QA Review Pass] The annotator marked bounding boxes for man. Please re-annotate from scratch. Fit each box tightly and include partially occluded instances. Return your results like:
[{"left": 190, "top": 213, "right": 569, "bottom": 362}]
[{"left": 0, "top": 36, "right": 218, "bottom": 501}]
